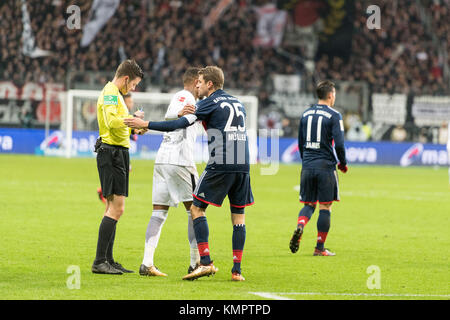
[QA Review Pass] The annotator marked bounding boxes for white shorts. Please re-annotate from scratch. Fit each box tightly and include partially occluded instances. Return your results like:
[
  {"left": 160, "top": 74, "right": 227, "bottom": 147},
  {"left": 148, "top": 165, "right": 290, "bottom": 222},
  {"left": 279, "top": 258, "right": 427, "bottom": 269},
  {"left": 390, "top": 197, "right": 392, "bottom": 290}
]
[{"left": 152, "top": 164, "right": 199, "bottom": 207}]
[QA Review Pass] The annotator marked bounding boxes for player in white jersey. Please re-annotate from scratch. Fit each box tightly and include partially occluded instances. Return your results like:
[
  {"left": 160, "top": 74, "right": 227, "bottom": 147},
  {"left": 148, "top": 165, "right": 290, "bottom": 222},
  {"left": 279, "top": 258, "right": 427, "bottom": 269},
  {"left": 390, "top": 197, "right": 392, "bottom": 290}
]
[{"left": 139, "top": 67, "right": 203, "bottom": 276}]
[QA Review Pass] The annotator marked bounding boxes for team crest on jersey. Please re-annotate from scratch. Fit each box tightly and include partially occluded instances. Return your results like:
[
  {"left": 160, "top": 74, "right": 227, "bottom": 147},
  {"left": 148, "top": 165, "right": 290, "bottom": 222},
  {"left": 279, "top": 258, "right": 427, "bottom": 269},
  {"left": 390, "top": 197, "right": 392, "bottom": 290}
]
[{"left": 178, "top": 96, "right": 186, "bottom": 102}]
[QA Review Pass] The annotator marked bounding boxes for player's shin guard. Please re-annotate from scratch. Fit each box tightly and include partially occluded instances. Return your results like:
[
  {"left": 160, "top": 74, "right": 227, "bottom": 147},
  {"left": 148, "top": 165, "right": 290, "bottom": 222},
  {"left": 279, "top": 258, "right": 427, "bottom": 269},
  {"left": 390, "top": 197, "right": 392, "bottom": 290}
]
[
  {"left": 232, "top": 224, "right": 246, "bottom": 274},
  {"left": 316, "top": 209, "right": 330, "bottom": 250},
  {"left": 297, "top": 204, "right": 315, "bottom": 228},
  {"left": 193, "top": 216, "right": 211, "bottom": 265}
]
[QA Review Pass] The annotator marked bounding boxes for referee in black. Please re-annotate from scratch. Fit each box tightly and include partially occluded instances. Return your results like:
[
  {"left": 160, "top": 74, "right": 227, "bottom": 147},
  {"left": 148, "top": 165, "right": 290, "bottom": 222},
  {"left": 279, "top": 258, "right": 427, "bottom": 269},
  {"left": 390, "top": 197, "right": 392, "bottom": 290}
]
[{"left": 92, "top": 60, "right": 144, "bottom": 274}]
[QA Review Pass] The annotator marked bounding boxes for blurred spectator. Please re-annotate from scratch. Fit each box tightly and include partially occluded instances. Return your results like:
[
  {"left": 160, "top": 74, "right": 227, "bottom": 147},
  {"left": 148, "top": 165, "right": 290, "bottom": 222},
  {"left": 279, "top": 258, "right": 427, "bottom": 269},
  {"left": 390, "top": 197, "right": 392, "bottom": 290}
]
[
  {"left": 257, "top": 90, "right": 275, "bottom": 110},
  {"left": 418, "top": 127, "right": 431, "bottom": 143},
  {"left": 346, "top": 114, "right": 371, "bottom": 142},
  {"left": 280, "top": 117, "right": 295, "bottom": 137},
  {"left": 438, "top": 122, "right": 448, "bottom": 145},
  {"left": 258, "top": 108, "right": 283, "bottom": 132},
  {"left": 362, "top": 122, "right": 373, "bottom": 141},
  {"left": 391, "top": 125, "right": 408, "bottom": 142},
  {"left": 19, "top": 106, "right": 34, "bottom": 128},
  {"left": 347, "top": 122, "right": 368, "bottom": 142}
]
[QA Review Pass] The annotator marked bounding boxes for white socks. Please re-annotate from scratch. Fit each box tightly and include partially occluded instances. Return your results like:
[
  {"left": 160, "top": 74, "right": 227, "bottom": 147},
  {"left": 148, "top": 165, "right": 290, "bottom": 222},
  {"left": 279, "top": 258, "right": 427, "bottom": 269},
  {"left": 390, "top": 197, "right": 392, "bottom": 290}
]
[
  {"left": 142, "top": 209, "right": 168, "bottom": 267},
  {"left": 142, "top": 209, "right": 200, "bottom": 269},
  {"left": 187, "top": 210, "right": 200, "bottom": 268}
]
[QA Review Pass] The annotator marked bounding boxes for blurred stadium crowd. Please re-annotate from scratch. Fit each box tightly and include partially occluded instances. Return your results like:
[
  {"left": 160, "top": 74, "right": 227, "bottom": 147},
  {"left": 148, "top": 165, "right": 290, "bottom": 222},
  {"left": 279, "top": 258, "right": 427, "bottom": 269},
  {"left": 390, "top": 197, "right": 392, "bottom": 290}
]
[
  {"left": 0, "top": 0, "right": 449, "bottom": 142},
  {"left": 317, "top": 0, "right": 449, "bottom": 96}
]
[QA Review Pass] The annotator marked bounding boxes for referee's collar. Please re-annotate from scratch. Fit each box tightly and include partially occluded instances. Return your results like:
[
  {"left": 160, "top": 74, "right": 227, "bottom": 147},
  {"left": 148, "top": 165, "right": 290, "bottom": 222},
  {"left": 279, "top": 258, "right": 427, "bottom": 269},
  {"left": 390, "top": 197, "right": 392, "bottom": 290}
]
[{"left": 108, "top": 81, "right": 121, "bottom": 94}]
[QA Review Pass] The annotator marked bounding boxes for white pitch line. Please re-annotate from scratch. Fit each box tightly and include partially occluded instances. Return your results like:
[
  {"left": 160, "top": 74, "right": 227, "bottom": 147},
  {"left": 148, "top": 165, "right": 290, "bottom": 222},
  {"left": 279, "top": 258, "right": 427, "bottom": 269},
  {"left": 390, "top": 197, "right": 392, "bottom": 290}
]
[
  {"left": 248, "top": 292, "right": 294, "bottom": 300},
  {"left": 249, "top": 292, "right": 450, "bottom": 299}
]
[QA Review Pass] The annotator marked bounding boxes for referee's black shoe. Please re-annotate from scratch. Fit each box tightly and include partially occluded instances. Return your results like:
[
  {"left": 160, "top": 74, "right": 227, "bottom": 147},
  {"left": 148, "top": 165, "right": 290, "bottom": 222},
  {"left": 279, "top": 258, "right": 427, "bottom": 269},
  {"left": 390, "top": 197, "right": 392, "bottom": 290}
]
[
  {"left": 110, "top": 261, "right": 134, "bottom": 273},
  {"left": 92, "top": 261, "right": 123, "bottom": 275}
]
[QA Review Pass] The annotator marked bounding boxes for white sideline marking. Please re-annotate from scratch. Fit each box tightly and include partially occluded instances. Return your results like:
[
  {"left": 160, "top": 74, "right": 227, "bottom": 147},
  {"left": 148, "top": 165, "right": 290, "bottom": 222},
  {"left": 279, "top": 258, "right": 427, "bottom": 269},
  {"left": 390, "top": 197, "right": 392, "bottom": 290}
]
[
  {"left": 248, "top": 292, "right": 294, "bottom": 300},
  {"left": 249, "top": 292, "right": 450, "bottom": 300}
]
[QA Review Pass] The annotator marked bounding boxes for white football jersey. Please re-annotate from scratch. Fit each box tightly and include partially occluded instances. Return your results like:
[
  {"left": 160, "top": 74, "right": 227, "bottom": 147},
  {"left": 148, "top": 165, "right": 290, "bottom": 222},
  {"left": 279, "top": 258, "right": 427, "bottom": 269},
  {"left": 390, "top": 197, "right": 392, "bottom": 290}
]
[{"left": 155, "top": 89, "right": 203, "bottom": 167}]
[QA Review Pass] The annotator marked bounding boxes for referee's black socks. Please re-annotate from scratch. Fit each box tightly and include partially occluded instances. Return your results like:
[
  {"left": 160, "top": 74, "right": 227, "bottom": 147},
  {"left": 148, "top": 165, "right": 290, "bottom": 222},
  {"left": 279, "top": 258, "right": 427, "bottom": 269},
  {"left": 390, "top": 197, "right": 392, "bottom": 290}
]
[
  {"left": 94, "top": 216, "right": 118, "bottom": 265},
  {"left": 106, "top": 223, "right": 117, "bottom": 264}
]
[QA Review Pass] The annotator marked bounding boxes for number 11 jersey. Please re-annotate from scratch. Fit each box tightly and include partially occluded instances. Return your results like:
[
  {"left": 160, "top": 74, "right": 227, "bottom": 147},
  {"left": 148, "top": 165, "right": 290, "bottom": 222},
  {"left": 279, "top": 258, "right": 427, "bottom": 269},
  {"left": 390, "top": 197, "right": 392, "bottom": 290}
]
[{"left": 298, "top": 104, "right": 347, "bottom": 170}]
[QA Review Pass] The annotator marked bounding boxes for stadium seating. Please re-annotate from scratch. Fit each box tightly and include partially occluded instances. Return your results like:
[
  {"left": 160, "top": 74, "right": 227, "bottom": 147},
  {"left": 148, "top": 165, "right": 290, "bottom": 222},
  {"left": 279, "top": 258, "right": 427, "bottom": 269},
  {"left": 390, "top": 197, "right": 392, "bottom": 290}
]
[{"left": 0, "top": 0, "right": 448, "bottom": 141}]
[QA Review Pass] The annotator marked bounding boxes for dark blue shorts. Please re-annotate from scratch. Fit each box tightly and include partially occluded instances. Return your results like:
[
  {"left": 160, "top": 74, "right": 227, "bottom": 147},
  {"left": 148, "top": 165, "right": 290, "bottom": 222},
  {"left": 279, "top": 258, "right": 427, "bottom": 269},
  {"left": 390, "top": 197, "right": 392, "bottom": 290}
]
[
  {"left": 299, "top": 168, "right": 339, "bottom": 204},
  {"left": 192, "top": 170, "right": 254, "bottom": 213}
]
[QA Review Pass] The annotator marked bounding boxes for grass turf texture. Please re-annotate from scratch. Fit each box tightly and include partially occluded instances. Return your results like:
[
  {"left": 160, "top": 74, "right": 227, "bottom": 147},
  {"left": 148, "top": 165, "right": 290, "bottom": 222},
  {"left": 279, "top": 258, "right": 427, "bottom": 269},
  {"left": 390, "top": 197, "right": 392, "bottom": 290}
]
[{"left": 0, "top": 154, "right": 449, "bottom": 300}]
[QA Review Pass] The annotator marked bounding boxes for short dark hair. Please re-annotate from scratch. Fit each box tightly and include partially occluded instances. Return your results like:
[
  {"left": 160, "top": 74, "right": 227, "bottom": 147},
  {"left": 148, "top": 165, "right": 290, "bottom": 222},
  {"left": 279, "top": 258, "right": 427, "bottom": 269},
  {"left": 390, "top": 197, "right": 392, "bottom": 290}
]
[
  {"left": 316, "top": 80, "right": 335, "bottom": 100},
  {"left": 199, "top": 66, "right": 224, "bottom": 90},
  {"left": 183, "top": 67, "right": 201, "bottom": 85},
  {"left": 115, "top": 59, "right": 144, "bottom": 80}
]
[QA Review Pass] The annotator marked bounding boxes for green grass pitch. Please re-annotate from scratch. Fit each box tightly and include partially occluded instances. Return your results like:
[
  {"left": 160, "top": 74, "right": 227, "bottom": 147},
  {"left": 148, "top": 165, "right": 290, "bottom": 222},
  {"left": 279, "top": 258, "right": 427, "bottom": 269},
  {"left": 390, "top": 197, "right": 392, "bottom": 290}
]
[{"left": 0, "top": 154, "right": 449, "bottom": 300}]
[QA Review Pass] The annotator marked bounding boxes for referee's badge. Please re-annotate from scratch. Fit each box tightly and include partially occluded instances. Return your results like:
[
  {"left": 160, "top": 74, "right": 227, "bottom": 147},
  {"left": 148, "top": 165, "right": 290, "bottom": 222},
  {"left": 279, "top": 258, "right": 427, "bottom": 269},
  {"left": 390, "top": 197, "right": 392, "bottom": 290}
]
[{"left": 104, "top": 95, "right": 118, "bottom": 105}]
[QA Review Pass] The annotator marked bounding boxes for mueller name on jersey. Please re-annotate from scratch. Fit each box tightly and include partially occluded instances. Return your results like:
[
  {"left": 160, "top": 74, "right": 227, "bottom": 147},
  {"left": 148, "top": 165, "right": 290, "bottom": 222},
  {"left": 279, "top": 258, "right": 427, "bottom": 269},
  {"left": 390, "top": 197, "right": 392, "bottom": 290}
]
[
  {"left": 212, "top": 95, "right": 239, "bottom": 103},
  {"left": 227, "top": 132, "right": 247, "bottom": 141}
]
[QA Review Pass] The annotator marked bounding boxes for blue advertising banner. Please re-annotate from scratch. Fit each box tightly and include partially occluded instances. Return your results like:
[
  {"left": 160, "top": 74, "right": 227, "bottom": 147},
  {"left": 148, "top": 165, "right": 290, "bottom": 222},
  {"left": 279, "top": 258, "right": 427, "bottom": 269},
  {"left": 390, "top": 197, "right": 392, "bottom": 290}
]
[
  {"left": 261, "top": 136, "right": 449, "bottom": 166},
  {"left": 1, "top": 128, "right": 448, "bottom": 167}
]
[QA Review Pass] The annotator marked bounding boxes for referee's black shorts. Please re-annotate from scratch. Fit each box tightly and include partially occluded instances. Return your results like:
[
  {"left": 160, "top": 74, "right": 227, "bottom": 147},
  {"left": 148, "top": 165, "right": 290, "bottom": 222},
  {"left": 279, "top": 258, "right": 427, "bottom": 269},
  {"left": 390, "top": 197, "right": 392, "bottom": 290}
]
[{"left": 97, "top": 143, "right": 130, "bottom": 198}]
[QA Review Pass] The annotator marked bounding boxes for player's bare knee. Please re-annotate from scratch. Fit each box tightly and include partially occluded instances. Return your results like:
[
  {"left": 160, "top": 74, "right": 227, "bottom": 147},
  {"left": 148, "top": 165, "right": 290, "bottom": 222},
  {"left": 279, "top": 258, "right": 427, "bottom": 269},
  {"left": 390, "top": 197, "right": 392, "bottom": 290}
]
[
  {"left": 153, "top": 204, "right": 169, "bottom": 211},
  {"left": 109, "top": 205, "right": 124, "bottom": 219},
  {"left": 231, "top": 213, "right": 245, "bottom": 225},
  {"left": 117, "top": 205, "right": 125, "bottom": 216},
  {"left": 191, "top": 205, "right": 205, "bottom": 220},
  {"left": 108, "top": 196, "right": 125, "bottom": 218},
  {"left": 319, "top": 203, "right": 332, "bottom": 211}
]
